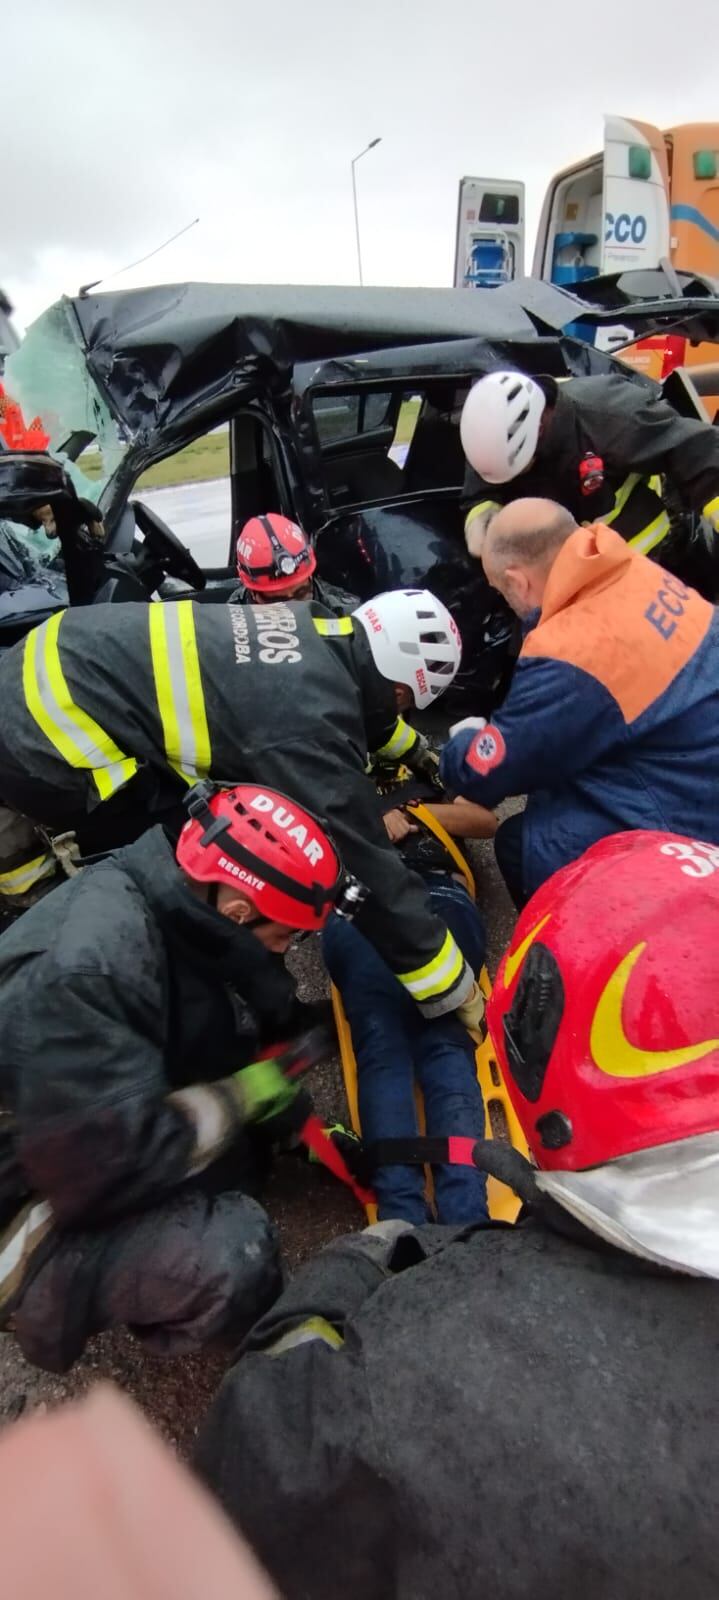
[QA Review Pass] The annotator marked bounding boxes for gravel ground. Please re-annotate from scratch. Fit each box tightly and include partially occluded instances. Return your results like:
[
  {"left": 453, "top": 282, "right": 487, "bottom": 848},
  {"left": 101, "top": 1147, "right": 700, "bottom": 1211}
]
[{"left": 0, "top": 800, "right": 522, "bottom": 1451}]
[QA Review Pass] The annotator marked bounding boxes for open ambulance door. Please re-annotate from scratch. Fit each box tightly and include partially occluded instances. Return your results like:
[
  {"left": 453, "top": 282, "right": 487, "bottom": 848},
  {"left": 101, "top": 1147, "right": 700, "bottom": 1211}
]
[
  {"left": 534, "top": 116, "right": 670, "bottom": 289},
  {"left": 602, "top": 116, "right": 671, "bottom": 274},
  {"left": 453, "top": 178, "right": 525, "bottom": 289}
]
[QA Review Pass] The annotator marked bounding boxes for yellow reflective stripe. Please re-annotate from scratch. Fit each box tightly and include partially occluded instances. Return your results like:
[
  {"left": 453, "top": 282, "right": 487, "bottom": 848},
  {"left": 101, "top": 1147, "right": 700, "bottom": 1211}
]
[
  {"left": 178, "top": 601, "right": 211, "bottom": 773},
  {"left": 628, "top": 511, "right": 671, "bottom": 556},
  {"left": 602, "top": 473, "right": 642, "bottom": 527},
  {"left": 375, "top": 717, "right": 417, "bottom": 761},
  {"left": 600, "top": 473, "right": 670, "bottom": 555},
  {"left": 399, "top": 929, "right": 465, "bottom": 1000},
  {"left": 148, "top": 602, "right": 211, "bottom": 783},
  {"left": 464, "top": 499, "right": 500, "bottom": 533},
  {"left": 0, "top": 853, "right": 55, "bottom": 894},
  {"left": 95, "top": 757, "right": 138, "bottom": 800},
  {"left": 703, "top": 495, "right": 719, "bottom": 531},
  {"left": 313, "top": 616, "right": 354, "bottom": 637},
  {"left": 265, "top": 1316, "right": 344, "bottom": 1357},
  {"left": 149, "top": 605, "right": 182, "bottom": 776},
  {"left": 23, "top": 614, "right": 137, "bottom": 801}
]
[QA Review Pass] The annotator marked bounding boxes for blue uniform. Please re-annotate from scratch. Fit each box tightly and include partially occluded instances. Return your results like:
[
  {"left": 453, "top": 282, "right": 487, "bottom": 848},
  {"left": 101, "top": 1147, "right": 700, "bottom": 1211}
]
[{"left": 441, "top": 523, "right": 719, "bottom": 900}]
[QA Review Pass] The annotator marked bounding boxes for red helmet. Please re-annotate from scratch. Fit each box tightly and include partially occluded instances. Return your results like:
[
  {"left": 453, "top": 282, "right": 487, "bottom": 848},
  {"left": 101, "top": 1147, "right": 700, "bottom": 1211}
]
[
  {"left": 487, "top": 830, "right": 719, "bottom": 1173},
  {"left": 176, "top": 783, "right": 346, "bottom": 930},
  {"left": 236, "top": 513, "right": 316, "bottom": 595}
]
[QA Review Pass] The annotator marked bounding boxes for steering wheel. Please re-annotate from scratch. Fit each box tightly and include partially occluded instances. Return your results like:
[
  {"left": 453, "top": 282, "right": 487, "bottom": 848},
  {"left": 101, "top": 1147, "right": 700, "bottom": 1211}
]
[{"left": 132, "top": 500, "right": 206, "bottom": 590}]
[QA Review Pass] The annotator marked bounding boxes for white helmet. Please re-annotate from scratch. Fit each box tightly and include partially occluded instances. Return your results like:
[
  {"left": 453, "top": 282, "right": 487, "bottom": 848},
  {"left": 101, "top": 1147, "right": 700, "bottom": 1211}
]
[
  {"left": 460, "top": 371, "right": 546, "bottom": 483},
  {"left": 354, "top": 589, "right": 461, "bottom": 710}
]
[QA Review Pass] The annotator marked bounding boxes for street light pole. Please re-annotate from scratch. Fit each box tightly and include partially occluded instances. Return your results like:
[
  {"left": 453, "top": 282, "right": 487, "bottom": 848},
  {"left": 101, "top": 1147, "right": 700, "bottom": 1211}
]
[{"left": 351, "top": 138, "right": 382, "bottom": 286}]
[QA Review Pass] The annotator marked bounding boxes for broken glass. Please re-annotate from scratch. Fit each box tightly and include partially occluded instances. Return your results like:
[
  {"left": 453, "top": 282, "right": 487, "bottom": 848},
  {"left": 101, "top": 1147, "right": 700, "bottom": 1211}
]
[{"left": 4, "top": 299, "right": 127, "bottom": 502}]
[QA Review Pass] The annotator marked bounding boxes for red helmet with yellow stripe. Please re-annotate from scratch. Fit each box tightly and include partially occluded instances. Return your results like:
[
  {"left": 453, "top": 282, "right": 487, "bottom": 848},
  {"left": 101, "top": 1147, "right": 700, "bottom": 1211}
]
[{"left": 487, "top": 830, "right": 719, "bottom": 1172}]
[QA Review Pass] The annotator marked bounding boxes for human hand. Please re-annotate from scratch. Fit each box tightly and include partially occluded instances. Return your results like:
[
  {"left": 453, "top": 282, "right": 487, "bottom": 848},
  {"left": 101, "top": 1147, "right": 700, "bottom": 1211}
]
[
  {"left": 383, "top": 808, "right": 417, "bottom": 844},
  {"left": 0, "top": 1385, "right": 277, "bottom": 1600},
  {"left": 450, "top": 797, "right": 498, "bottom": 839}
]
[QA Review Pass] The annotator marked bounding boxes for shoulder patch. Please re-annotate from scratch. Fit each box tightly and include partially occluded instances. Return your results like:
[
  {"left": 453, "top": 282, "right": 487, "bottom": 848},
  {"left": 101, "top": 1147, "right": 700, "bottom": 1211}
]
[{"left": 466, "top": 724, "right": 506, "bottom": 775}]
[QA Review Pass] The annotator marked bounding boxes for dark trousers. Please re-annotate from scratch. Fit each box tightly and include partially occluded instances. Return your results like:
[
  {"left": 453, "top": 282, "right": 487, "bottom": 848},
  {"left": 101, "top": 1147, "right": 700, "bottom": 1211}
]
[
  {"left": 323, "top": 877, "right": 489, "bottom": 1226},
  {"left": 494, "top": 813, "right": 529, "bottom": 909},
  {"left": 11, "top": 1188, "right": 281, "bottom": 1374}
]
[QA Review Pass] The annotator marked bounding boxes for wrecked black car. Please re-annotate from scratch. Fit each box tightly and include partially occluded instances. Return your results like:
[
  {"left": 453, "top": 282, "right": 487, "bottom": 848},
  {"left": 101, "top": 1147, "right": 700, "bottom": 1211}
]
[{"left": 3, "top": 272, "right": 719, "bottom": 707}]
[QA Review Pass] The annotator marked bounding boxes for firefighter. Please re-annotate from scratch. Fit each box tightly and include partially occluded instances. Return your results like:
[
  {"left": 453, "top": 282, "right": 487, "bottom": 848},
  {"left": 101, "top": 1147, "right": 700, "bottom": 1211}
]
[
  {"left": 0, "top": 781, "right": 357, "bottom": 1373},
  {"left": 441, "top": 499, "right": 719, "bottom": 908},
  {"left": 232, "top": 512, "right": 357, "bottom": 614},
  {"left": 195, "top": 829, "right": 719, "bottom": 1600},
  {"left": 460, "top": 368, "right": 719, "bottom": 594},
  {"left": 0, "top": 589, "right": 483, "bottom": 1028}
]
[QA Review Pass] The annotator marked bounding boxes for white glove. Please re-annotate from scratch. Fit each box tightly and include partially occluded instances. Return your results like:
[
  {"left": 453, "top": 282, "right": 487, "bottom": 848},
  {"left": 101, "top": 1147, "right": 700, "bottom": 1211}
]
[{"left": 449, "top": 715, "right": 487, "bottom": 740}]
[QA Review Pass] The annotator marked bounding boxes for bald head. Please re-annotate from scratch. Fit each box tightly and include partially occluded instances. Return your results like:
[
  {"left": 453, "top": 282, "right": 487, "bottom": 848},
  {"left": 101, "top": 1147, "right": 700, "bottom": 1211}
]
[{"left": 482, "top": 499, "right": 577, "bottom": 619}]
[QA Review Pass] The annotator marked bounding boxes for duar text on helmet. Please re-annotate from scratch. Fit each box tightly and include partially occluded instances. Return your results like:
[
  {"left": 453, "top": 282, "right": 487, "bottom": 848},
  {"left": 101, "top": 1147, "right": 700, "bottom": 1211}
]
[{"left": 250, "top": 793, "right": 325, "bottom": 865}]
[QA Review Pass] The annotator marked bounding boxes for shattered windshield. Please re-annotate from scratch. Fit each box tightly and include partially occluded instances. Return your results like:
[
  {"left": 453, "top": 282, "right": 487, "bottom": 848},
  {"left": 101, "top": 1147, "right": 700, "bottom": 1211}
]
[{"left": 4, "top": 299, "right": 127, "bottom": 502}]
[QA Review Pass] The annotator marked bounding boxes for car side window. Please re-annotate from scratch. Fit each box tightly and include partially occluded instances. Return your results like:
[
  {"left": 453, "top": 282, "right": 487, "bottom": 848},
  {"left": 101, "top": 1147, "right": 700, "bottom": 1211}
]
[
  {"left": 312, "top": 392, "right": 392, "bottom": 446},
  {"left": 311, "top": 382, "right": 470, "bottom": 507},
  {"left": 129, "top": 428, "right": 231, "bottom": 569}
]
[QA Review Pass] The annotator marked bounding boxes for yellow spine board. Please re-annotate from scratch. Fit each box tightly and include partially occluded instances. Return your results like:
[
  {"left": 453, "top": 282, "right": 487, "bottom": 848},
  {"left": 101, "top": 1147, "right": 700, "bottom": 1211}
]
[{"left": 332, "top": 803, "right": 528, "bottom": 1224}]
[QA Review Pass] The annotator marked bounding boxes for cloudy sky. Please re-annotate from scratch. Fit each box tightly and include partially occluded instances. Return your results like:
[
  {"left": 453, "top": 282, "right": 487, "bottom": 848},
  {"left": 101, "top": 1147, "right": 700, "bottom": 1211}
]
[{"left": 4, "top": 0, "right": 718, "bottom": 330}]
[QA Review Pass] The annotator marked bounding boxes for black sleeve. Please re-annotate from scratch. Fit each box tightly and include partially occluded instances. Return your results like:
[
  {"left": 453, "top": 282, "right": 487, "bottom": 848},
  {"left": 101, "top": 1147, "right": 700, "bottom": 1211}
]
[
  {"left": 315, "top": 577, "right": 360, "bottom": 615},
  {"left": 196, "top": 1335, "right": 390, "bottom": 1600},
  {"left": 195, "top": 1236, "right": 400, "bottom": 1600},
  {"left": 243, "top": 1230, "right": 396, "bottom": 1349},
  {"left": 585, "top": 384, "right": 719, "bottom": 509},
  {"left": 13, "top": 964, "right": 244, "bottom": 1226},
  {"left": 253, "top": 734, "right": 473, "bottom": 1016}
]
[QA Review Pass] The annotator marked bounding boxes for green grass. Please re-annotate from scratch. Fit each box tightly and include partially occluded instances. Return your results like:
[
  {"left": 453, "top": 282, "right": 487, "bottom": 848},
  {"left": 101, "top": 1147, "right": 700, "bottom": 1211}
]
[
  {"left": 136, "top": 432, "right": 229, "bottom": 490},
  {"left": 75, "top": 431, "right": 230, "bottom": 492},
  {"left": 74, "top": 450, "right": 104, "bottom": 482},
  {"left": 72, "top": 402, "right": 419, "bottom": 495}
]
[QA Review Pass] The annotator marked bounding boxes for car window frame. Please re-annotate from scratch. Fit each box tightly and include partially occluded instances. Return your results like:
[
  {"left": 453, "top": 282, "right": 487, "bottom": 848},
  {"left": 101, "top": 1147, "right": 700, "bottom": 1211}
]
[{"left": 306, "top": 376, "right": 471, "bottom": 513}]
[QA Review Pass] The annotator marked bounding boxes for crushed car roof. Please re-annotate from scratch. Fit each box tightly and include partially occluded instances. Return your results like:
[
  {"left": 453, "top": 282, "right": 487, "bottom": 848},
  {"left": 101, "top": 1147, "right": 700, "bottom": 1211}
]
[
  {"left": 69, "top": 279, "right": 584, "bottom": 435},
  {"left": 64, "top": 272, "right": 719, "bottom": 435}
]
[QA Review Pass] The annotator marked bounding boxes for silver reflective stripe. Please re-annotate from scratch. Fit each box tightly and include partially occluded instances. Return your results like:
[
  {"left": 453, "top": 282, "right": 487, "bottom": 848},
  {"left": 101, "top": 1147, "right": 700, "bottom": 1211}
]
[
  {"left": 168, "top": 1083, "right": 239, "bottom": 1175},
  {"left": 164, "top": 604, "right": 202, "bottom": 777},
  {"left": 376, "top": 718, "right": 416, "bottom": 760},
  {"left": 33, "top": 631, "right": 131, "bottom": 791},
  {"left": 313, "top": 616, "right": 353, "bottom": 637},
  {"left": 400, "top": 935, "right": 465, "bottom": 1000},
  {"left": 0, "top": 853, "right": 56, "bottom": 895},
  {"left": 0, "top": 1199, "right": 54, "bottom": 1311},
  {"left": 149, "top": 602, "right": 211, "bottom": 782}
]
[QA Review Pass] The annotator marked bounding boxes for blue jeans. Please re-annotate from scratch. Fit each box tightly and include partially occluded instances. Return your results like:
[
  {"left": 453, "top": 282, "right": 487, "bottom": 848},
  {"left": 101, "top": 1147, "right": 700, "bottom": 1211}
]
[{"left": 323, "top": 876, "right": 489, "bottom": 1226}]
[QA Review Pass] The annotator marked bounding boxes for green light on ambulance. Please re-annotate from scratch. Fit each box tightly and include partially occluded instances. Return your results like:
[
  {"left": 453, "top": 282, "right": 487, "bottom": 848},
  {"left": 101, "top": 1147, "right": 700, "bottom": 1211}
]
[
  {"left": 693, "top": 150, "right": 717, "bottom": 180},
  {"left": 628, "top": 145, "right": 652, "bottom": 181}
]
